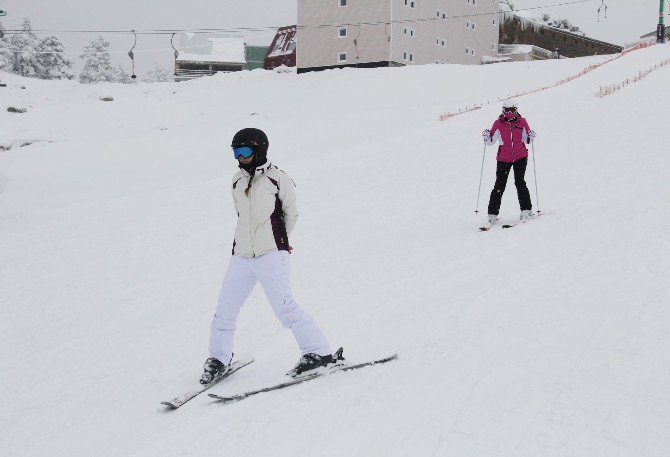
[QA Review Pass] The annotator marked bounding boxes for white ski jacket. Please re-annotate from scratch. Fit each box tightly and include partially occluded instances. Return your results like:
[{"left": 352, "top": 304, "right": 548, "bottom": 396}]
[{"left": 230, "top": 162, "right": 298, "bottom": 258}]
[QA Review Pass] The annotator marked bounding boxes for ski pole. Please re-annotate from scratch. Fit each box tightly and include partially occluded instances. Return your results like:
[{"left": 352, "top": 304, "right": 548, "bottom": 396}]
[
  {"left": 531, "top": 139, "right": 541, "bottom": 214},
  {"left": 475, "top": 143, "right": 487, "bottom": 214}
]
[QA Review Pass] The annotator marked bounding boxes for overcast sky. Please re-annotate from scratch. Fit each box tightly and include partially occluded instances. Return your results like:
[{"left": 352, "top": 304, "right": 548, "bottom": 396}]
[{"left": 0, "top": 0, "right": 664, "bottom": 76}]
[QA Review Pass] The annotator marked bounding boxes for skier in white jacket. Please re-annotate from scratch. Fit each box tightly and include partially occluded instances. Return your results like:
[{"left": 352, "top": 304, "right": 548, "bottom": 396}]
[{"left": 200, "top": 128, "right": 334, "bottom": 384}]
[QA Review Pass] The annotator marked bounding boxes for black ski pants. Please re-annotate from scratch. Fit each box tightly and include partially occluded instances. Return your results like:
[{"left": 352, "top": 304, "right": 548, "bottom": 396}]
[{"left": 487, "top": 158, "right": 532, "bottom": 215}]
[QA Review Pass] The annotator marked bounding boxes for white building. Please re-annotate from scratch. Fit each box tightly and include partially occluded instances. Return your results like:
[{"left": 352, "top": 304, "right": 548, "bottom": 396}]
[
  {"left": 175, "top": 34, "right": 246, "bottom": 81},
  {"left": 297, "top": 0, "right": 502, "bottom": 73}
]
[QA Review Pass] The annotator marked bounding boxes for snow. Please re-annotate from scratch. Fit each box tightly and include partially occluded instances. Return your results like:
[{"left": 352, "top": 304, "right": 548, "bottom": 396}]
[{"left": 1, "top": 43, "right": 670, "bottom": 457}]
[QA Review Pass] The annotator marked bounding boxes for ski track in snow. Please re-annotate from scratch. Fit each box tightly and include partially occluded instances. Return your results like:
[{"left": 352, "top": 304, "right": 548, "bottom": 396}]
[{"left": 1, "top": 44, "right": 669, "bottom": 457}]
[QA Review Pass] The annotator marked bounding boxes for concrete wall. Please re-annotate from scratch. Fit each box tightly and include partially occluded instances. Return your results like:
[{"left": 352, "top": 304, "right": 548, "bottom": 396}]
[
  {"left": 298, "top": 0, "right": 502, "bottom": 72},
  {"left": 298, "top": 0, "right": 391, "bottom": 70},
  {"left": 392, "top": 0, "right": 500, "bottom": 66}
]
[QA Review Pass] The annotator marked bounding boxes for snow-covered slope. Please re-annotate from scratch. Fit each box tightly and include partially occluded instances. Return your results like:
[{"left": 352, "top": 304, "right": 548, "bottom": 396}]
[{"left": 1, "top": 45, "right": 669, "bottom": 457}]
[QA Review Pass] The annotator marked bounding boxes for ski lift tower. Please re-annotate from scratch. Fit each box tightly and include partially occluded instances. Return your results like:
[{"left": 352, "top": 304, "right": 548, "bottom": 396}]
[
  {"left": 659, "top": 0, "right": 666, "bottom": 43},
  {"left": 0, "top": 9, "right": 6, "bottom": 87}
]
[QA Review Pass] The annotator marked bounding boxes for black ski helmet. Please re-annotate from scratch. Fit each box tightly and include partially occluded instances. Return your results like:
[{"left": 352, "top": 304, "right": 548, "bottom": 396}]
[{"left": 231, "top": 128, "right": 269, "bottom": 162}]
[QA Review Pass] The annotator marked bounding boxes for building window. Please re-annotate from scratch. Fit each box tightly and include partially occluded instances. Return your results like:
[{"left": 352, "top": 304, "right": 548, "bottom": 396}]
[
  {"left": 493, "top": 19, "right": 496, "bottom": 25},
  {"left": 471, "top": 49, "right": 475, "bottom": 56},
  {"left": 471, "top": 23, "right": 476, "bottom": 30},
  {"left": 339, "top": 52, "right": 347, "bottom": 62},
  {"left": 339, "top": 0, "right": 347, "bottom": 6},
  {"left": 436, "top": 10, "right": 440, "bottom": 18},
  {"left": 442, "top": 13, "right": 447, "bottom": 19},
  {"left": 339, "top": 28, "right": 347, "bottom": 38},
  {"left": 410, "top": 29, "right": 415, "bottom": 37},
  {"left": 436, "top": 38, "right": 440, "bottom": 45},
  {"left": 409, "top": 53, "right": 414, "bottom": 62},
  {"left": 466, "top": 21, "right": 470, "bottom": 28},
  {"left": 410, "top": 1, "right": 415, "bottom": 7},
  {"left": 403, "top": 51, "right": 407, "bottom": 60},
  {"left": 442, "top": 40, "right": 445, "bottom": 46},
  {"left": 465, "top": 47, "right": 469, "bottom": 54},
  {"left": 404, "top": 27, "right": 408, "bottom": 35}
]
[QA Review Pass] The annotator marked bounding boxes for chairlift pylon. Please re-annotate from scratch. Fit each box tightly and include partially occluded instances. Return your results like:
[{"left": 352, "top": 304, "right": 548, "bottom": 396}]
[{"left": 128, "top": 29, "right": 137, "bottom": 79}]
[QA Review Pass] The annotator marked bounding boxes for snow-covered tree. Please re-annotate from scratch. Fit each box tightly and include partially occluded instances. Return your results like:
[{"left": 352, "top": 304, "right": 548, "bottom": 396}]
[
  {"left": 113, "top": 64, "right": 134, "bottom": 84},
  {"left": 539, "top": 14, "right": 583, "bottom": 35},
  {"left": 142, "top": 62, "right": 171, "bottom": 83},
  {"left": 9, "top": 18, "right": 43, "bottom": 77},
  {"left": 0, "top": 31, "right": 12, "bottom": 72},
  {"left": 79, "top": 36, "right": 115, "bottom": 84},
  {"left": 36, "top": 35, "right": 74, "bottom": 80}
]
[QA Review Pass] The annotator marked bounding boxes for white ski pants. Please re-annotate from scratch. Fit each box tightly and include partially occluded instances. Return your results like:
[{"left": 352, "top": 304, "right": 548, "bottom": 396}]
[{"left": 208, "top": 250, "right": 331, "bottom": 365}]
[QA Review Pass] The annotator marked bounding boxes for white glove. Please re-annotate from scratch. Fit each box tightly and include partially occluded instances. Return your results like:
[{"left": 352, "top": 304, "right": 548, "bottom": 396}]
[
  {"left": 482, "top": 129, "right": 491, "bottom": 141},
  {"left": 528, "top": 130, "right": 537, "bottom": 139}
]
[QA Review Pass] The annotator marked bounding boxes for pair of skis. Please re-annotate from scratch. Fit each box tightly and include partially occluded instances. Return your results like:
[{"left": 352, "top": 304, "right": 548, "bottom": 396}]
[
  {"left": 161, "top": 349, "right": 397, "bottom": 409},
  {"left": 479, "top": 212, "right": 543, "bottom": 231},
  {"left": 479, "top": 222, "right": 516, "bottom": 231}
]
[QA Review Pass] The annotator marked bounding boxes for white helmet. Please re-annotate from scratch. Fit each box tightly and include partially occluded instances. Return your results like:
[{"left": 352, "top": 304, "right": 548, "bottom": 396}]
[{"left": 502, "top": 100, "right": 518, "bottom": 110}]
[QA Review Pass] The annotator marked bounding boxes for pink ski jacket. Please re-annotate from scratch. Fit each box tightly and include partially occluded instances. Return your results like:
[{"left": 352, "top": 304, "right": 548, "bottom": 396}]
[{"left": 485, "top": 114, "right": 532, "bottom": 163}]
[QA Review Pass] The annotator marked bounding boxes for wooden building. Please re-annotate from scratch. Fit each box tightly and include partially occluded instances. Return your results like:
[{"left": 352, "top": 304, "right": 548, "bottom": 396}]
[
  {"left": 265, "top": 26, "right": 297, "bottom": 70},
  {"left": 500, "top": 14, "right": 622, "bottom": 58}
]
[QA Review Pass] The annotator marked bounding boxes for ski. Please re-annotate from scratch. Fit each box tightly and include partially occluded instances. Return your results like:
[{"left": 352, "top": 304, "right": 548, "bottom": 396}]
[
  {"left": 161, "top": 357, "right": 254, "bottom": 409},
  {"left": 503, "top": 212, "right": 544, "bottom": 229},
  {"left": 208, "top": 352, "right": 398, "bottom": 405},
  {"left": 482, "top": 212, "right": 544, "bottom": 231}
]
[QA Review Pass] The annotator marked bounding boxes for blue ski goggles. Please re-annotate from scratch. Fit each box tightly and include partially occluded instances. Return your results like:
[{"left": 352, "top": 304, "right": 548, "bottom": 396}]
[{"left": 233, "top": 146, "right": 254, "bottom": 159}]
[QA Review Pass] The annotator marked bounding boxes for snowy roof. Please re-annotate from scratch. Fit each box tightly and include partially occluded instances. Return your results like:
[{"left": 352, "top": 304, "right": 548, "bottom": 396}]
[
  {"left": 482, "top": 55, "right": 512, "bottom": 64},
  {"left": 176, "top": 35, "right": 246, "bottom": 64},
  {"left": 498, "top": 44, "right": 535, "bottom": 55}
]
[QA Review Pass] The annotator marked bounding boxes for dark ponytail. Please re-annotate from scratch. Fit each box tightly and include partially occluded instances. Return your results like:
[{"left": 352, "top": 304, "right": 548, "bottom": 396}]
[{"left": 244, "top": 177, "right": 252, "bottom": 196}]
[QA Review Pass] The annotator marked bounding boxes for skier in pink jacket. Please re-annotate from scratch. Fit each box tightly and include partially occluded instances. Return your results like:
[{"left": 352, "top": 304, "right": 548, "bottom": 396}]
[{"left": 482, "top": 101, "right": 536, "bottom": 225}]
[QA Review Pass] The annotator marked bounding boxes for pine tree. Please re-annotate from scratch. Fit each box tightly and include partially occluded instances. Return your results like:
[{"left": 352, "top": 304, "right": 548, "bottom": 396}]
[
  {"left": 143, "top": 62, "right": 171, "bottom": 83},
  {"left": 540, "top": 14, "right": 583, "bottom": 35},
  {"left": 9, "top": 18, "right": 43, "bottom": 77},
  {"left": 79, "top": 36, "right": 115, "bottom": 84},
  {"left": 36, "top": 36, "right": 74, "bottom": 80},
  {"left": 0, "top": 30, "right": 12, "bottom": 72},
  {"left": 113, "top": 64, "right": 133, "bottom": 84}
]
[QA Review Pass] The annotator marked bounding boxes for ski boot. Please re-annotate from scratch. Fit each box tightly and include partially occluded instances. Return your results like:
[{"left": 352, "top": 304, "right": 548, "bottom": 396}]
[
  {"left": 520, "top": 210, "right": 534, "bottom": 222},
  {"left": 200, "top": 357, "right": 228, "bottom": 385},
  {"left": 286, "top": 348, "right": 344, "bottom": 377},
  {"left": 479, "top": 214, "right": 499, "bottom": 231}
]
